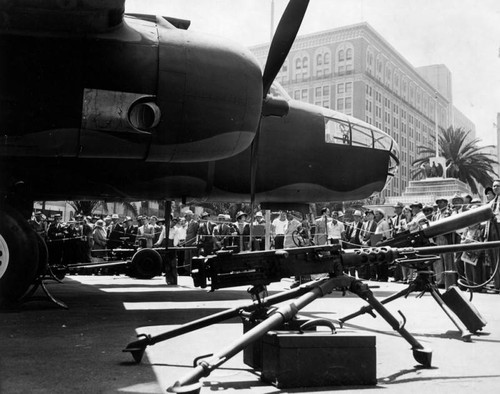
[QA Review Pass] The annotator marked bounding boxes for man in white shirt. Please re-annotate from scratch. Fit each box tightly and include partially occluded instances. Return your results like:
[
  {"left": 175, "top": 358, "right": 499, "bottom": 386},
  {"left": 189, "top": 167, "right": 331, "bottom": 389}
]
[
  {"left": 284, "top": 211, "right": 303, "bottom": 248},
  {"left": 327, "top": 211, "right": 345, "bottom": 244},
  {"left": 271, "top": 211, "right": 288, "bottom": 249},
  {"left": 374, "top": 209, "right": 391, "bottom": 281},
  {"left": 314, "top": 207, "right": 330, "bottom": 245}
]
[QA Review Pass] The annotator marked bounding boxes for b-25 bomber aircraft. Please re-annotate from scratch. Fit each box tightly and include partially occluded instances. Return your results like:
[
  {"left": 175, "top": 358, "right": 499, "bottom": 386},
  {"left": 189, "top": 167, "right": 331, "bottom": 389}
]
[{"left": 0, "top": 0, "right": 399, "bottom": 302}]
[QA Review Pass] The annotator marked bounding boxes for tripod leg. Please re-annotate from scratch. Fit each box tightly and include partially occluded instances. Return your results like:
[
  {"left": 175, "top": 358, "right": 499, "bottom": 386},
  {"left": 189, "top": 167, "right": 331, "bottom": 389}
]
[
  {"left": 167, "top": 277, "right": 337, "bottom": 393},
  {"left": 123, "top": 278, "right": 325, "bottom": 363},
  {"left": 428, "top": 286, "right": 472, "bottom": 341},
  {"left": 339, "top": 283, "right": 416, "bottom": 325},
  {"left": 349, "top": 279, "right": 432, "bottom": 367}
]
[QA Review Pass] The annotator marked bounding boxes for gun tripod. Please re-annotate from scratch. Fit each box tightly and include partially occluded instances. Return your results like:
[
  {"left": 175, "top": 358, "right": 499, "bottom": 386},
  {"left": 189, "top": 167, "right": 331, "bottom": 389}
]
[
  {"left": 123, "top": 274, "right": 432, "bottom": 394},
  {"left": 339, "top": 262, "right": 474, "bottom": 341}
]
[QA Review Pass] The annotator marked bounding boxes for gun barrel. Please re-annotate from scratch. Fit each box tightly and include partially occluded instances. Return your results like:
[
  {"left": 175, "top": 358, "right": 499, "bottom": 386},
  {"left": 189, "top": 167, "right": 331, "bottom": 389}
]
[
  {"left": 414, "top": 240, "right": 500, "bottom": 256},
  {"left": 422, "top": 204, "right": 493, "bottom": 239}
]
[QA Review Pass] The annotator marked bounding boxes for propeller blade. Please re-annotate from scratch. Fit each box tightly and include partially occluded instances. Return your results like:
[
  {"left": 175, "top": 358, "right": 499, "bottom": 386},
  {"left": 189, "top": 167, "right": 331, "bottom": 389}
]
[
  {"left": 250, "top": 118, "right": 262, "bottom": 209},
  {"left": 262, "top": 0, "right": 309, "bottom": 97},
  {"left": 248, "top": 118, "right": 264, "bottom": 251}
]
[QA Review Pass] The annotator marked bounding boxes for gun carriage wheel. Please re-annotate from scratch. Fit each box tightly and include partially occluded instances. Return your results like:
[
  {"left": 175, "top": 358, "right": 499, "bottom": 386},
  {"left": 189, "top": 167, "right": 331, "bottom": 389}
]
[{"left": 128, "top": 248, "right": 163, "bottom": 279}]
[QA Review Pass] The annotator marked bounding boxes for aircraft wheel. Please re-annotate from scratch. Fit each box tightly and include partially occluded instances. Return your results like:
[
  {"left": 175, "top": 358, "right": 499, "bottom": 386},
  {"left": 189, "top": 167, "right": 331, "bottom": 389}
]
[
  {"left": 0, "top": 207, "right": 40, "bottom": 303},
  {"left": 129, "top": 248, "right": 162, "bottom": 279}
]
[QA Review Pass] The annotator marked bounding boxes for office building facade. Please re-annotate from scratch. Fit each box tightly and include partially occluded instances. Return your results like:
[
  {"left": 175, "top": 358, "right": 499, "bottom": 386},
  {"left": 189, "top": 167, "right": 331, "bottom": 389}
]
[{"left": 251, "top": 22, "right": 476, "bottom": 198}]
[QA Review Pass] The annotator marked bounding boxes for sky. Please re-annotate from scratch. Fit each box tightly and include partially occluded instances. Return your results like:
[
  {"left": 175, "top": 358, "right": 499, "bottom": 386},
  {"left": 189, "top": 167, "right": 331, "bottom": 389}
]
[{"left": 126, "top": 0, "right": 500, "bottom": 146}]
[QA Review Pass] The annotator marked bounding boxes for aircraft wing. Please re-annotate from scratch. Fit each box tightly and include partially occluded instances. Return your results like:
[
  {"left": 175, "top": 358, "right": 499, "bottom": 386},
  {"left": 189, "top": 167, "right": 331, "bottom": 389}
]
[{"left": 0, "top": 0, "right": 126, "bottom": 34}]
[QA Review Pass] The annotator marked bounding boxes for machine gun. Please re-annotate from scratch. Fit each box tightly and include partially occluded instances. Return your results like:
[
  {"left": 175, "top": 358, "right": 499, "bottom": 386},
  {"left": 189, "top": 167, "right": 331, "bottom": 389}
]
[
  {"left": 123, "top": 204, "right": 499, "bottom": 393},
  {"left": 339, "top": 204, "right": 495, "bottom": 340},
  {"left": 379, "top": 203, "right": 493, "bottom": 248}
]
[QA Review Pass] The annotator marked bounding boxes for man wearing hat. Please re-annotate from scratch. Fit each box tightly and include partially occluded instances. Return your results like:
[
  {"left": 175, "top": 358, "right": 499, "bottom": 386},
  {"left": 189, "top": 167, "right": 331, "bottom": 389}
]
[
  {"left": 213, "top": 213, "right": 232, "bottom": 251},
  {"left": 149, "top": 216, "right": 162, "bottom": 245},
  {"left": 345, "top": 210, "right": 364, "bottom": 248},
  {"left": 233, "top": 211, "right": 250, "bottom": 251},
  {"left": 407, "top": 202, "right": 427, "bottom": 233},
  {"left": 422, "top": 205, "right": 434, "bottom": 220},
  {"left": 182, "top": 210, "right": 199, "bottom": 274},
  {"left": 122, "top": 216, "right": 138, "bottom": 247},
  {"left": 47, "top": 214, "right": 65, "bottom": 265},
  {"left": 197, "top": 212, "right": 215, "bottom": 255},
  {"left": 29, "top": 210, "right": 47, "bottom": 239},
  {"left": 252, "top": 211, "right": 266, "bottom": 250},
  {"left": 344, "top": 210, "right": 364, "bottom": 277},
  {"left": 390, "top": 202, "right": 405, "bottom": 237},
  {"left": 434, "top": 197, "right": 450, "bottom": 221},
  {"left": 107, "top": 213, "right": 124, "bottom": 249},
  {"left": 451, "top": 193, "right": 466, "bottom": 215},
  {"left": 373, "top": 208, "right": 391, "bottom": 281},
  {"left": 432, "top": 197, "right": 452, "bottom": 288},
  {"left": 359, "top": 210, "right": 376, "bottom": 280}
]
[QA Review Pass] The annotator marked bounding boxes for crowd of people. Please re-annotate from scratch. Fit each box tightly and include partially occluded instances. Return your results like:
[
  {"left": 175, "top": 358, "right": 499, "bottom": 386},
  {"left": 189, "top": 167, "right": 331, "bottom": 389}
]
[
  {"left": 28, "top": 182, "right": 500, "bottom": 292},
  {"left": 303, "top": 189, "right": 500, "bottom": 294}
]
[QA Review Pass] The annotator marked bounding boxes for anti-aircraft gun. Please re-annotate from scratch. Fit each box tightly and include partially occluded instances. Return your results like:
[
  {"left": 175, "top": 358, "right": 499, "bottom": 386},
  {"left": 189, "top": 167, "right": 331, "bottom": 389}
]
[{"left": 123, "top": 204, "right": 499, "bottom": 394}]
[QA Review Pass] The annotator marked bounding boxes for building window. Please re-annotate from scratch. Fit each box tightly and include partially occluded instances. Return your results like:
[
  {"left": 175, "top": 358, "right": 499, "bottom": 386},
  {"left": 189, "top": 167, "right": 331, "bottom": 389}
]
[
  {"left": 366, "top": 48, "right": 374, "bottom": 74},
  {"left": 345, "top": 82, "right": 352, "bottom": 94},
  {"left": 337, "top": 98, "right": 344, "bottom": 111},
  {"left": 345, "top": 97, "right": 352, "bottom": 109},
  {"left": 314, "top": 47, "right": 332, "bottom": 78},
  {"left": 336, "top": 43, "right": 354, "bottom": 76},
  {"left": 337, "top": 83, "right": 345, "bottom": 94},
  {"left": 302, "top": 56, "right": 309, "bottom": 78}
]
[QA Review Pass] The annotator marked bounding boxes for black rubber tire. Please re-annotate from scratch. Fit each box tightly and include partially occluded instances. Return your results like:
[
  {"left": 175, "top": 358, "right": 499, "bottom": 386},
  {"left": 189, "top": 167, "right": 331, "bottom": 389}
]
[
  {"left": 0, "top": 207, "right": 40, "bottom": 302},
  {"left": 129, "top": 248, "right": 162, "bottom": 279}
]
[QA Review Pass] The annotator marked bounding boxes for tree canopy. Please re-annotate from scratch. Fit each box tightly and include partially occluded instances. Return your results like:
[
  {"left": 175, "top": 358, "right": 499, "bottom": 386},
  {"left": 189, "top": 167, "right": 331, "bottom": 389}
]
[{"left": 411, "top": 127, "right": 498, "bottom": 194}]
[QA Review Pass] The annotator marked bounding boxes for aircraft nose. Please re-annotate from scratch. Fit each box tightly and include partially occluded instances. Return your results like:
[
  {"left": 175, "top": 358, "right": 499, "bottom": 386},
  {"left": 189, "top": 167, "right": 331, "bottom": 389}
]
[{"left": 149, "top": 29, "right": 263, "bottom": 162}]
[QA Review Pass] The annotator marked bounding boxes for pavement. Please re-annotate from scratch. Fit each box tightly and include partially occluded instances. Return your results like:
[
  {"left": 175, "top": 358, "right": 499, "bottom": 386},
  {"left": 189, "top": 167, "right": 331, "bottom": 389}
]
[{"left": 2, "top": 273, "right": 500, "bottom": 394}]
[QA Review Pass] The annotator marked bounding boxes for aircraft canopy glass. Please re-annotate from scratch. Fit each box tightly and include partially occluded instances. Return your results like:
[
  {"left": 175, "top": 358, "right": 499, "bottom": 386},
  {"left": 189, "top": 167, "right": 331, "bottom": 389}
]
[{"left": 323, "top": 113, "right": 399, "bottom": 176}]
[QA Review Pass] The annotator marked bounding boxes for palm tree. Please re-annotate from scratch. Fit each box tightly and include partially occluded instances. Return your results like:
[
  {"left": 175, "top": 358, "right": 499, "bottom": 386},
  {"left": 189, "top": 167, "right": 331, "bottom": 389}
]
[{"left": 411, "top": 127, "right": 498, "bottom": 194}]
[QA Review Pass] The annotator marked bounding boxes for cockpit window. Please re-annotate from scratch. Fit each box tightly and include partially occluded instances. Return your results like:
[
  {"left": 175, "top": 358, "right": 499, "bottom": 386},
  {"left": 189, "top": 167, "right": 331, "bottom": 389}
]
[
  {"left": 325, "top": 118, "right": 351, "bottom": 144},
  {"left": 324, "top": 114, "right": 400, "bottom": 177}
]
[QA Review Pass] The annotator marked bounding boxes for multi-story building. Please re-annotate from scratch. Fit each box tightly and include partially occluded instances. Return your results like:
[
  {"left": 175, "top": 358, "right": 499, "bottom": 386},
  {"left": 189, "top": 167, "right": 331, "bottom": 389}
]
[{"left": 250, "top": 22, "right": 476, "bottom": 199}]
